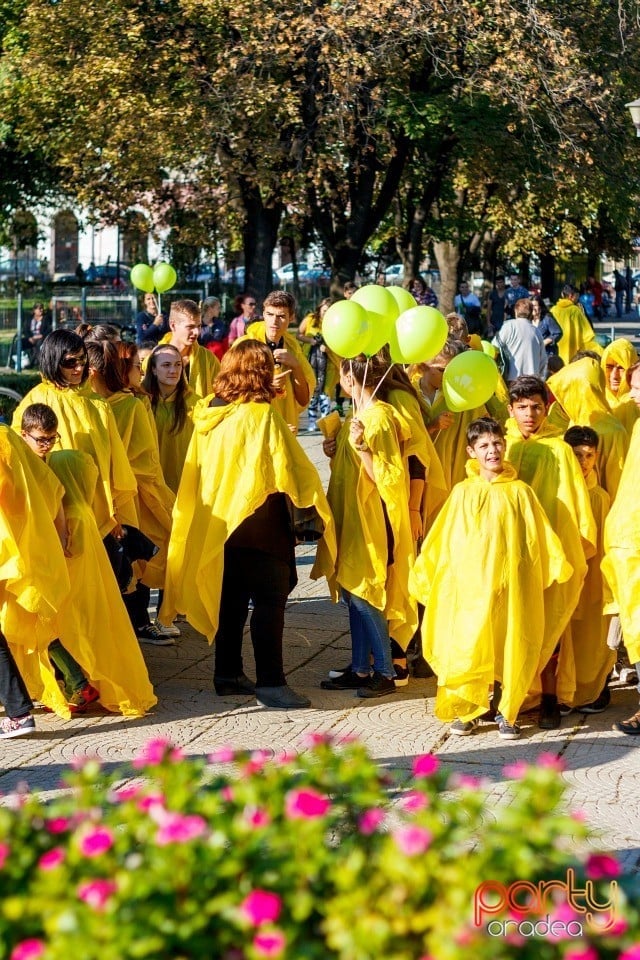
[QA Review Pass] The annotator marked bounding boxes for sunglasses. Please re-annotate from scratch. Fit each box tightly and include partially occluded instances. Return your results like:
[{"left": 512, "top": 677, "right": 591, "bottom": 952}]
[
  {"left": 24, "top": 432, "right": 61, "bottom": 448},
  {"left": 60, "top": 355, "right": 87, "bottom": 369}
]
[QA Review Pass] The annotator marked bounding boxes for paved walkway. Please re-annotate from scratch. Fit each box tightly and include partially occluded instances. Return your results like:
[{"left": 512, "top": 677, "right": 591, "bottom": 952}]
[{"left": 2, "top": 433, "right": 639, "bottom": 871}]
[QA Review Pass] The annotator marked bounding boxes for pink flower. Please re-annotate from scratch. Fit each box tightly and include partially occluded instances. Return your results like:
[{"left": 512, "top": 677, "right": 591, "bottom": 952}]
[
  {"left": 503, "top": 760, "right": 529, "bottom": 779},
  {"left": 132, "top": 738, "right": 184, "bottom": 769},
  {"left": 571, "top": 809, "right": 588, "bottom": 823},
  {"left": 240, "top": 890, "right": 282, "bottom": 926},
  {"left": 585, "top": 853, "right": 622, "bottom": 879},
  {"left": 393, "top": 825, "right": 433, "bottom": 856},
  {"left": 451, "top": 774, "right": 484, "bottom": 790},
  {"left": 275, "top": 750, "right": 296, "bottom": 766},
  {"left": 564, "top": 948, "right": 599, "bottom": 960},
  {"left": 0, "top": 843, "right": 9, "bottom": 869},
  {"left": 10, "top": 941, "right": 45, "bottom": 960},
  {"left": 619, "top": 946, "right": 640, "bottom": 960},
  {"left": 602, "top": 915, "right": 628, "bottom": 936},
  {"left": 399, "top": 790, "right": 429, "bottom": 813},
  {"left": 137, "top": 792, "right": 165, "bottom": 812},
  {"left": 244, "top": 807, "right": 271, "bottom": 829},
  {"left": 221, "top": 786, "right": 234, "bottom": 803},
  {"left": 412, "top": 754, "right": 439, "bottom": 778},
  {"left": 111, "top": 785, "right": 140, "bottom": 803},
  {"left": 253, "top": 930, "right": 286, "bottom": 957},
  {"left": 538, "top": 752, "right": 566, "bottom": 772},
  {"left": 208, "top": 746, "right": 235, "bottom": 764},
  {"left": 244, "top": 750, "right": 271, "bottom": 775},
  {"left": 77, "top": 879, "right": 118, "bottom": 911},
  {"left": 358, "top": 808, "right": 385, "bottom": 835},
  {"left": 301, "top": 732, "right": 333, "bottom": 748},
  {"left": 155, "top": 813, "right": 207, "bottom": 846},
  {"left": 44, "top": 817, "right": 70, "bottom": 834},
  {"left": 284, "top": 788, "right": 331, "bottom": 820},
  {"left": 547, "top": 902, "right": 582, "bottom": 940},
  {"left": 38, "top": 848, "right": 65, "bottom": 871},
  {"left": 78, "top": 826, "right": 114, "bottom": 858}
]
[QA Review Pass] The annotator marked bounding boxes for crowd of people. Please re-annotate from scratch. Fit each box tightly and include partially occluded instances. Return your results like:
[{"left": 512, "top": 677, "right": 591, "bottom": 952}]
[{"left": 2, "top": 284, "right": 640, "bottom": 745}]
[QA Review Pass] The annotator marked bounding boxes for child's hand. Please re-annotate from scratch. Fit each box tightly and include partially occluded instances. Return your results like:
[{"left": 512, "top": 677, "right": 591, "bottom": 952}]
[
  {"left": 435, "top": 412, "right": 454, "bottom": 431},
  {"left": 409, "top": 509, "right": 422, "bottom": 542},
  {"left": 349, "top": 418, "right": 366, "bottom": 449},
  {"left": 322, "top": 438, "right": 337, "bottom": 458}
]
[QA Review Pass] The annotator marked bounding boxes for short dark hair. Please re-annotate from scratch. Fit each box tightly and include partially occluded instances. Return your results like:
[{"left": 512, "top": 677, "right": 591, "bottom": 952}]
[
  {"left": 467, "top": 416, "right": 504, "bottom": 447},
  {"left": 508, "top": 375, "right": 549, "bottom": 405},
  {"left": 39, "top": 329, "right": 88, "bottom": 387},
  {"left": 21, "top": 402, "right": 58, "bottom": 434},
  {"left": 561, "top": 283, "right": 577, "bottom": 298},
  {"left": 571, "top": 350, "right": 601, "bottom": 363},
  {"left": 564, "top": 425, "right": 599, "bottom": 450},
  {"left": 546, "top": 355, "right": 564, "bottom": 375},
  {"left": 263, "top": 290, "right": 297, "bottom": 316}
]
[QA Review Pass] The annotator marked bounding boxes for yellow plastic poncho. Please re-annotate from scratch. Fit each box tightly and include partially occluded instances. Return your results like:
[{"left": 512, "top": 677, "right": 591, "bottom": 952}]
[
  {"left": 386, "top": 387, "right": 449, "bottom": 532},
  {"left": 312, "top": 400, "right": 417, "bottom": 648},
  {"left": 550, "top": 298, "right": 601, "bottom": 364},
  {"left": 103, "top": 391, "right": 176, "bottom": 588},
  {"left": 162, "top": 399, "right": 336, "bottom": 640},
  {"left": 505, "top": 417, "right": 595, "bottom": 704},
  {"left": 242, "top": 322, "right": 316, "bottom": 431},
  {"left": 602, "top": 420, "right": 640, "bottom": 664},
  {"left": 566, "top": 471, "right": 614, "bottom": 707},
  {"left": 46, "top": 450, "right": 157, "bottom": 717},
  {"left": 0, "top": 427, "right": 72, "bottom": 718},
  {"left": 153, "top": 390, "right": 200, "bottom": 495},
  {"left": 547, "top": 357, "right": 629, "bottom": 498},
  {"left": 12, "top": 381, "right": 138, "bottom": 536},
  {"left": 300, "top": 313, "right": 340, "bottom": 397},
  {"left": 409, "top": 460, "right": 571, "bottom": 725},
  {"left": 601, "top": 339, "right": 639, "bottom": 435},
  {"left": 158, "top": 335, "right": 220, "bottom": 398}
]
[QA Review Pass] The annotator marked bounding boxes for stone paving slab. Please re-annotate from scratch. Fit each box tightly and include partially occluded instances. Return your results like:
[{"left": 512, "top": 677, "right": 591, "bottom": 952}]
[{"left": 1, "top": 432, "right": 639, "bottom": 873}]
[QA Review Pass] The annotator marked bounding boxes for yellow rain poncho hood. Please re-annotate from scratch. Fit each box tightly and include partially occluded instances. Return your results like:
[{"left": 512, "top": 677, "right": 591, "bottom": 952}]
[
  {"left": 241, "top": 323, "right": 316, "bottom": 431},
  {"left": 550, "top": 298, "right": 601, "bottom": 364},
  {"left": 312, "top": 401, "right": 418, "bottom": 647},
  {"left": 602, "top": 420, "right": 640, "bottom": 663},
  {"left": 601, "top": 339, "right": 639, "bottom": 435},
  {"left": 162, "top": 399, "right": 336, "bottom": 640},
  {"left": 409, "top": 460, "right": 571, "bottom": 724},
  {"left": 547, "top": 357, "right": 629, "bottom": 497}
]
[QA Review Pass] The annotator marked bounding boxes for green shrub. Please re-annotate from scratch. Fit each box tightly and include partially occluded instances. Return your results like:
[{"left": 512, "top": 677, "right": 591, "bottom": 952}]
[
  {"left": 0, "top": 736, "right": 637, "bottom": 960},
  {"left": 0, "top": 371, "right": 40, "bottom": 422}
]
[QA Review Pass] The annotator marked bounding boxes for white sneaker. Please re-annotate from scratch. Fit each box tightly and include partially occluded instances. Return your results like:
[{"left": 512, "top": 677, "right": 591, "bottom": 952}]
[
  {"left": 137, "top": 623, "right": 175, "bottom": 646},
  {"left": 153, "top": 619, "right": 181, "bottom": 639}
]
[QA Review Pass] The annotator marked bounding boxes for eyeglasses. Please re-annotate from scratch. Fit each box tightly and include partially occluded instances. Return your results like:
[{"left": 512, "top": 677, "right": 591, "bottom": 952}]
[
  {"left": 24, "top": 432, "right": 61, "bottom": 448},
  {"left": 246, "top": 302, "right": 256, "bottom": 307},
  {"left": 60, "top": 355, "right": 86, "bottom": 369}
]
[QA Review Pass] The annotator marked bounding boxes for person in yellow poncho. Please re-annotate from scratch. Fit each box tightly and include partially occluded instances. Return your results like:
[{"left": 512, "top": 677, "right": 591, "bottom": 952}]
[
  {"left": 550, "top": 284, "right": 601, "bottom": 365},
  {"left": 12, "top": 330, "right": 138, "bottom": 539},
  {"left": 313, "top": 354, "right": 417, "bottom": 698},
  {"left": 547, "top": 357, "right": 629, "bottom": 499},
  {"left": 602, "top": 419, "right": 640, "bottom": 735},
  {"left": 142, "top": 344, "right": 201, "bottom": 496},
  {"left": 297, "top": 297, "right": 340, "bottom": 431},
  {"left": 161, "top": 340, "right": 336, "bottom": 710},
  {"left": 409, "top": 417, "right": 571, "bottom": 740},
  {"left": 0, "top": 424, "right": 72, "bottom": 730},
  {"left": 601, "top": 339, "right": 639, "bottom": 435},
  {"left": 562, "top": 426, "right": 615, "bottom": 712},
  {"left": 159, "top": 299, "right": 220, "bottom": 398},
  {"left": 239, "top": 290, "right": 315, "bottom": 434},
  {"left": 505, "top": 376, "right": 595, "bottom": 728},
  {"left": 20, "top": 407, "right": 157, "bottom": 718}
]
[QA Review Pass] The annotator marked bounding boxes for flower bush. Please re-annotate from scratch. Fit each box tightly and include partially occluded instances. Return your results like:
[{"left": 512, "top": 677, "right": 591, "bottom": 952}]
[{"left": 0, "top": 735, "right": 638, "bottom": 959}]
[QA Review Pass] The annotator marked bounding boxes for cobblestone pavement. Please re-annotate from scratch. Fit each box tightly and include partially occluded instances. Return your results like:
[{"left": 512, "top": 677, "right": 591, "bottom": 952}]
[{"left": 2, "top": 432, "right": 639, "bottom": 871}]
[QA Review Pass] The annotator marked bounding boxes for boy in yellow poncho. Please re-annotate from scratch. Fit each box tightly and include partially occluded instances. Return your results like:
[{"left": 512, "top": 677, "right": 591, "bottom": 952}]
[
  {"left": 547, "top": 357, "right": 629, "bottom": 499},
  {"left": 0, "top": 424, "right": 72, "bottom": 727},
  {"left": 313, "top": 354, "right": 417, "bottom": 698},
  {"left": 602, "top": 419, "right": 640, "bottom": 735},
  {"left": 550, "top": 284, "right": 601, "bottom": 364},
  {"left": 239, "top": 290, "right": 315, "bottom": 434},
  {"left": 20, "top": 406, "right": 157, "bottom": 718},
  {"left": 563, "top": 426, "right": 615, "bottom": 712},
  {"left": 161, "top": 340, "right": 335, "bottom": 709},
  {"left": 505, "top": 376, "right": 596, "bottom": 728},
  {"left": 409, "top": 417, "right": 571, "bottom": 740},
  {"left": 159, "top": 299, "right": 220, "bottom": 398},
  {"left": 601, "top": 339, "right": 639, "bottom": 435}
]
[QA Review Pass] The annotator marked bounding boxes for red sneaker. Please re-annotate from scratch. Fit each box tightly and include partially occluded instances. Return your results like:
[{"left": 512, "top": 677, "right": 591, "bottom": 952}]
[{"left": 68, "top": 684, "right": 100, "bottom": 715}]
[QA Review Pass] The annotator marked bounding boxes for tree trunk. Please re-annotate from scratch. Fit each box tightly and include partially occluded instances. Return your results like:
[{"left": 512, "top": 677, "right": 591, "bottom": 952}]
[
  {"left": 239, "top": 179, "right": 283, "bottom": 299},
  {"left": 432, "top": 240, "right": 460, "bottom": 314},
  {"left": 540, "top": 253, "right": 555, "bottom": 302}
]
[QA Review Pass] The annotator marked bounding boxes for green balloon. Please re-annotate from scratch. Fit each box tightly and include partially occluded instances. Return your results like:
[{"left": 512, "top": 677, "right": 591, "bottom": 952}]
[
  {"left": 388, "top": 324, "right": 405, "bottom": 364},
  {"left": 322, "top": 300, "right": 370, "bottom": 358},
  {"left": 131, "top": 263, "right": 155, "bottom": 294},
  {"left": 351, "top": 284, "right": 400, "bottom": 324},
  {"left": 363, "top": 310, "right": 396, "bottom": 356},
  {"left": 153, "top": 261, "right": 177, "bottom": 294},
  {"left": 395, "top": 306, "right": 448, "bottom": 364},
  {"left": 386, "top": 286, "right": 417, "bottom": 315},
  {"left": 481, "top": 340, "right": 498, "bottom": 359},
  {"left": 442, "top": 351, "right": 499, "bottom": 412}
]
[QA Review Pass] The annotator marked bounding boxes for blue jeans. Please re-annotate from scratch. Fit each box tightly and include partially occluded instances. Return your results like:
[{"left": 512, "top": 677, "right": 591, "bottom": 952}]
[{"left": 342, "top": 590, "right": 394, "bottom": 679}]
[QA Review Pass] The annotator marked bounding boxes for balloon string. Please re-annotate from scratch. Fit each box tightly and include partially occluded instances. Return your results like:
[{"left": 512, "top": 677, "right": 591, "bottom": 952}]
[
  {"left": 432, "top": 429, "right": 442, "bottom": 445},
  {"left": 349, "top": 358, "right": 356, "bottom": 416},
  {"left": 361, "top": 362, "right": 393, "bottom": 411}
]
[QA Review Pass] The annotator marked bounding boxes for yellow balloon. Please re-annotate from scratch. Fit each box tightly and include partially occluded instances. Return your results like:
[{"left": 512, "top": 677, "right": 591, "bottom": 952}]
[
  {"left": 395, "top": 307, "right": 448, "bottom": 364},
  {"left": 442, "top": 351, "right": 499, "bottom": 412}
]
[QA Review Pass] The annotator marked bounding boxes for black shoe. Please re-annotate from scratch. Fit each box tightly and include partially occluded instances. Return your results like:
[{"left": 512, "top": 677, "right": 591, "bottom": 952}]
[
  {"left": 357, "top": 671, "right": 396, "bottom": 699},
  {"left": 328, "top": 663, "right": 352, "bottom": 680},
  {"left": 578, "top": 690, "right": 611, "bottom": 714},
  {"left": 214, "top": 673, "right": 256, "bottom": 696},
  {"left": 410, "top": 655, "right": 435, "bottom": 679},
  {"left": 255, "top": 685, "right": 311, "bottom": 709},
  {"left": 538, "top": 693, "right": 561, "bottom": 730},
  {"left": 321, "top": 668, "right": 369, "bottom": 690}
]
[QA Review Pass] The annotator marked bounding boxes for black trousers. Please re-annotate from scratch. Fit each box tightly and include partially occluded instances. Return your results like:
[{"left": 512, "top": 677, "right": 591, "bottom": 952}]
[
  {"left": 214, "top": 548, "right": 291, "bottom": 688},
  {"left": 0, "top": 631, "right": 33, "bottom": 718}
]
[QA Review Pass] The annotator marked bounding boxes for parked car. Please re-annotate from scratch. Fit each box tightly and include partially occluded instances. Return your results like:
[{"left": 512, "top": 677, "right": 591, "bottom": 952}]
[
  {"left": 223, "top": 266, "right": 280, "bottom": 286},
  {"left": 0, "top": 258, "right": 48, "bottom": 283},
  {"left": 384, "top": 264, "right": 404, "bottom": 285},
  {"left": 86, "top": 263, "right": 131, "bottom": 286}
]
